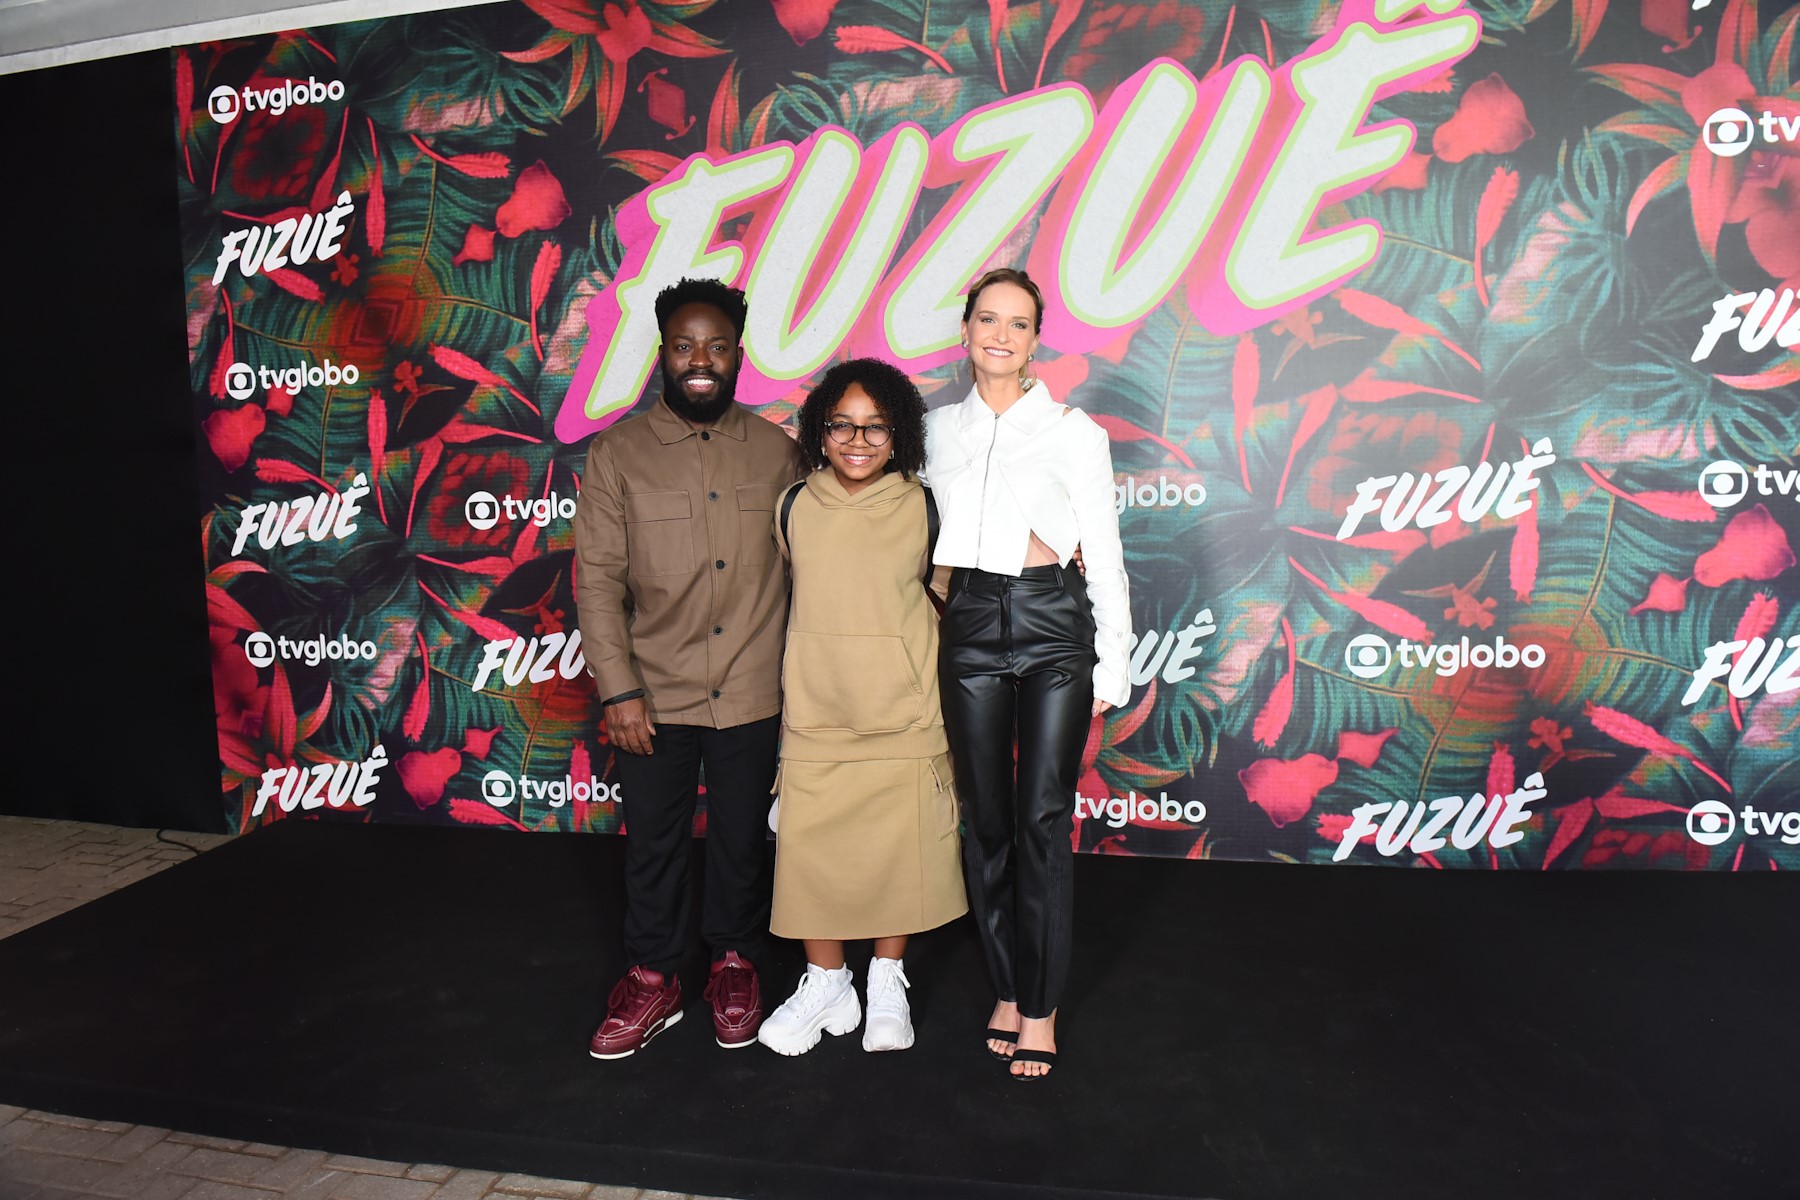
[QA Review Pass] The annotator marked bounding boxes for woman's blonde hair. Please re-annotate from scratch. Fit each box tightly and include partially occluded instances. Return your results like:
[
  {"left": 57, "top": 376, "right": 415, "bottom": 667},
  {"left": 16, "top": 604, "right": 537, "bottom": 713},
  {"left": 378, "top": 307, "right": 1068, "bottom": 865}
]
[{"left": 961, "top": 267, "right": 1044, "bottom": 332}]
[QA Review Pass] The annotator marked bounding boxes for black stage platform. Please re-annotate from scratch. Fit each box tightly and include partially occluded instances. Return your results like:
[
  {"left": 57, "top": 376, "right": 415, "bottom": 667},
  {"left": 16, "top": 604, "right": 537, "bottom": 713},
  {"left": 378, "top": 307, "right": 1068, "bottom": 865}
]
[{"left": 1, "top": 820, "right": 1794, "bottom": 1200}]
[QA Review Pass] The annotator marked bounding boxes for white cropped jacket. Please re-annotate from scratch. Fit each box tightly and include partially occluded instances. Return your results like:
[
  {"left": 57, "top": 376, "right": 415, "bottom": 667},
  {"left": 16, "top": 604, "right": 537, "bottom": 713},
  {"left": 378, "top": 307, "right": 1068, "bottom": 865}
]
[{"left": 923, "top": 382, "right": 1133, "bottom": 709}]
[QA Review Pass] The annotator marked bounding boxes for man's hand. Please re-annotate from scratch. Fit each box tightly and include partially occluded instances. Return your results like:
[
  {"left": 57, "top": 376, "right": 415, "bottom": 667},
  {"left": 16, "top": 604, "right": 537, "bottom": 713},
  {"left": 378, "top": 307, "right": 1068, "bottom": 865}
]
[{"left": 605, "top": 697, "right": 657, "bottom": 756}]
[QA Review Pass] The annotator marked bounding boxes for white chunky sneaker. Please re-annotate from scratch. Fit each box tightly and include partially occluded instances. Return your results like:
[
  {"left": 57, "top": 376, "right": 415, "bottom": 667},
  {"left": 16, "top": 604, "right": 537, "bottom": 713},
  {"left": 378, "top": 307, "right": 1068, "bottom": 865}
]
[
  {"left": 861, "top": 957, "right": 914, "bottom": 1052},
  {"left": 756, "top": 964, "right": 860, "bottom": 1056}
]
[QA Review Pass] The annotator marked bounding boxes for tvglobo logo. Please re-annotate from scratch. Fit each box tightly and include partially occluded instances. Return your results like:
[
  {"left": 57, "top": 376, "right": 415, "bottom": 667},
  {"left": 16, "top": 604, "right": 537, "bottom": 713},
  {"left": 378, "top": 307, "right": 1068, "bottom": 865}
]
[
  {"left": 244, "top": 632, "right": 379, "bottom": 668},
  {"left": 1114, "top": 476, "right": 1206, "bottom": 514},
  {"left": 1686, "top": 799, "right": 1800, "bottom": 847},
  {"left": 1691, "top": 288, "right": 1798, "bottom": 363},
  {"left": 1701, "top": 107, "right": 1799, "bottom": 157},
  {"left": 1074, "top": 789, "right": 1207, "bottom": 829},
  {"left": 224, "top": 359, "right": 361, "bottom": 401},
  {"left": 1343, "top": 632, "right": 1545, "bottom": 680},
  {"left": 207, "top": 77, "right": 346, "bottom": 124},
  {"left": 480, "top": 770, "right": 620, "bottom": 809},
  {"left": 1695, "top": 460, "right": 1799, "bottom": 509},
  {"left": 464, "top": 490, "right": 578, "bottom": 531}
]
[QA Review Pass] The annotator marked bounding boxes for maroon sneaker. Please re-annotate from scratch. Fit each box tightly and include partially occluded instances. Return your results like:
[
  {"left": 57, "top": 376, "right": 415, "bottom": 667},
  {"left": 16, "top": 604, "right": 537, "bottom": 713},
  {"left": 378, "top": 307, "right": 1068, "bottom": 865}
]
[
  {"left": 703, "top": 951, "right": 763, "bottom": 1049},
  {"left": 589, "top": 966, "right": 683, "bottom": 1060}
]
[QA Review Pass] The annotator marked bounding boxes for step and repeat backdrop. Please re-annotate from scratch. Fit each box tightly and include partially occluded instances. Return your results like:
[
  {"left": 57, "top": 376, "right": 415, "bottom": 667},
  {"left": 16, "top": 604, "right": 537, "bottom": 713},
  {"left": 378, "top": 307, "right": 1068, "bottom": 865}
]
[{"left": 181, "top": 0, "right": 1799, "bottom": 868}]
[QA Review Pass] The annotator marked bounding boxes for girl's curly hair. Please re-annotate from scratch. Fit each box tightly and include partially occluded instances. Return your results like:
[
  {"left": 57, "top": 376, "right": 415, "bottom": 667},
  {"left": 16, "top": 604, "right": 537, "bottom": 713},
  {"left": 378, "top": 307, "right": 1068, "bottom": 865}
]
[{"left": 797, "top": 358, "right": 927, "bottom": 479}]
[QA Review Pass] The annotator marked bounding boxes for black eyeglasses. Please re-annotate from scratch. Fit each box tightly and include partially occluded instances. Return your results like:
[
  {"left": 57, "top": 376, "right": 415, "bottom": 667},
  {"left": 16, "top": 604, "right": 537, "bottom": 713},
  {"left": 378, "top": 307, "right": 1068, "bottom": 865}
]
[{"left": 824, "top": 420, "right": 892, "bottom": 447}]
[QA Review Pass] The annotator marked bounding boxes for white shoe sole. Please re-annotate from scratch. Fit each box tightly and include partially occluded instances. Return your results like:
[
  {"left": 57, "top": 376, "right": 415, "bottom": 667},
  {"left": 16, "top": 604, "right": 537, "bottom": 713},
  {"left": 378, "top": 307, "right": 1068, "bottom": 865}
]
[
  {"left": 862, "top": 1022, "right": 914, "bottom": 1052},
  {"left": 756, "top": 993, "right": 861, "bottom": 1056},
  {"left": 589, "top": 1008, "right": 682, "bottom": 1060}
]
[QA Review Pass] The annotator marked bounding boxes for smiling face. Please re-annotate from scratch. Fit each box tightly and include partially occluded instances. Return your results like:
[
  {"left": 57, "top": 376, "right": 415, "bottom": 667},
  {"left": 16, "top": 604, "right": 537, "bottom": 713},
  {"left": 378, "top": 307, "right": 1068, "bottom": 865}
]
[
  {"left": 821, "top": 382, "right": 893, "bottom": 495},
  {"left": 962, "top": 280, "right": 1041, "bottom": 387},
  {"left": 658, "top": 302, "right": 741, "bottom": 425}
]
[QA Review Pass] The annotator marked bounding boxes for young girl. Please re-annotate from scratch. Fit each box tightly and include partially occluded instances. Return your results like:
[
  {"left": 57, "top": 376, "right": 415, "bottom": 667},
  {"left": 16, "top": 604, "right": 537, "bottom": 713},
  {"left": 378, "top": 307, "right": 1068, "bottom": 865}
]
[{"left": 757, "top": 358, "right": 967, "bottom": 1056}]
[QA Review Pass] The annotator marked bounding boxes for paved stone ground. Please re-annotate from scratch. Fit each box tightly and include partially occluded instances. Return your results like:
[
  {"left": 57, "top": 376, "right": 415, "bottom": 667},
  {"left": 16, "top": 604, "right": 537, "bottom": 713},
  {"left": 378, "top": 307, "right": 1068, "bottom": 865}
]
[{"left": 0, "top": 817, "right": 726, "bottom": 1200}]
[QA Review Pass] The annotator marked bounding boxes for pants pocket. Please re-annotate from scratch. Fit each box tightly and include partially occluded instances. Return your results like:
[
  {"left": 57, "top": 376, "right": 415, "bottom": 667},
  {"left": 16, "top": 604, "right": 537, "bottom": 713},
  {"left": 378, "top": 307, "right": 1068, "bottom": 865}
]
[{"left": 929, "top": 753, "right": 958, "bottom": 839}]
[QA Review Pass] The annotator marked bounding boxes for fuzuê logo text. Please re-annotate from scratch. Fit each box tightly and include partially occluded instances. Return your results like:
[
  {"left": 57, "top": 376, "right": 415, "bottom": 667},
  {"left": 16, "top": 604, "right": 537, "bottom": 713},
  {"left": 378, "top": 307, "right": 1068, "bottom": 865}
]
[
  {"left": 1333, "top": 773, "right": 1545, "bottom": 861},
  {"left": 1683, "top": 634, "right": 1800, "bottom": 706},
  {"left": 1336, "top": 439, "right": 1555, "bottom": 540},
  {"left": 214, "top": 192, "right": 355, "bottom": 284},
  {"left": 230, "top": 473, "right": 370, "bottom": 557},
  {"left": 1691, "top": 288, "right": 1798, "bottom": 362},
  {"left": 1129, "top": 609, "right": 1217, "bottom": 687},
  {"left": 253, "top": 745, "right": 387, "bottom": 817},
  {"left": 473, "top": 632, "right": 587, "bottom": 693}
]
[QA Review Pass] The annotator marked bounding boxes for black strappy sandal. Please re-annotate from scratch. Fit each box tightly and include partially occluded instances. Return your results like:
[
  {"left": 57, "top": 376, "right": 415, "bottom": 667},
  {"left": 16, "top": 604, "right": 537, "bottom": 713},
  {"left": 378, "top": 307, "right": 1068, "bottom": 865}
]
[
  {"left": 984, "top": 1027, "right": 1019, "bottom": 1059},
  {"left": 1009, "top": 1048, "right": 1056, "bottom": 1080}
]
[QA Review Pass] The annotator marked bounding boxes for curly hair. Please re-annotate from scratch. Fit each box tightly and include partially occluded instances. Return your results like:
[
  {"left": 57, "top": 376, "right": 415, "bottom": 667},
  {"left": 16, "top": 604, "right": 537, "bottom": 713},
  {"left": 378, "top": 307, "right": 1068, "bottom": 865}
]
[
  {"left": 654, "top": 277, "right": 748, "bottom": 338},
  {"left": 797, "top": 358, "right": 927, "bottom": 479},
  {"left": 962, "top": 266, "right": 1044, "bottom": 332}
]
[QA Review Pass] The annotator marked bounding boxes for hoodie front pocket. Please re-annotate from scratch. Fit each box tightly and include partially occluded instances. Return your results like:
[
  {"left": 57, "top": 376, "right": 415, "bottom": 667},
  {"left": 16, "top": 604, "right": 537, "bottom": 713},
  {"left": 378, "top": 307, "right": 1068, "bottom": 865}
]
[{"left": 783, "top": 632, "right": 924, "bottom": 734}]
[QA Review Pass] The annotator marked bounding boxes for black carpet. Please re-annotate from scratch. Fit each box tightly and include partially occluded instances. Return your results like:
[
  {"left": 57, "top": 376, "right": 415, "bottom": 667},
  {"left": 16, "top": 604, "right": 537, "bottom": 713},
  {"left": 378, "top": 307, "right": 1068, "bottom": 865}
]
[{"left": 0, "top": 821, "right": 1794, "bottom": 1200}]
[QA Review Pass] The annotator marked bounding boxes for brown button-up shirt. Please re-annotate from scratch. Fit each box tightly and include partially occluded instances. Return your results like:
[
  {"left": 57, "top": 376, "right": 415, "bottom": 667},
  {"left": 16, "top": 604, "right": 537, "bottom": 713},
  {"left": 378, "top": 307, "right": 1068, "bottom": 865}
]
[{"left": 575, "top": 397, "right": 803, "bottom": 728}]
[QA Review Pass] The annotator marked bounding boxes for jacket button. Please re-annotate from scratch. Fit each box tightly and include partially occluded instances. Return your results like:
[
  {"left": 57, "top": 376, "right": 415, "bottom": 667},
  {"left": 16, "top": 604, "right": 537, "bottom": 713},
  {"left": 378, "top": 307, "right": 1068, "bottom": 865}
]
[
  {"left": 701, "top": 431, "right": 711, "bottom": 441},
  {"left": 715, "top": 559, "right": 726, "bottom": 569},
  {"left": 711, "top": 689, "right": 721, "bottom": 699},
  {"left": 709, "top": 491, "right": 718, "bottom": 500},
  {"left": 713, "top": 626, "right": 723, "bottom": 635}
]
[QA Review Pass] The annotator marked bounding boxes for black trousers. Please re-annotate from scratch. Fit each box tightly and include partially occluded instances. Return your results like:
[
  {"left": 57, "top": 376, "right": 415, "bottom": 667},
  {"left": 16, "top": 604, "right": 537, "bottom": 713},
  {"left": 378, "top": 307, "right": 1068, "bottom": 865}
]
[
  {"left": 612, "top": 715, "right": 779, "bottom": 975},
  {"left": 940, "top": 565, "right": 1097, "bottom": 1018}
]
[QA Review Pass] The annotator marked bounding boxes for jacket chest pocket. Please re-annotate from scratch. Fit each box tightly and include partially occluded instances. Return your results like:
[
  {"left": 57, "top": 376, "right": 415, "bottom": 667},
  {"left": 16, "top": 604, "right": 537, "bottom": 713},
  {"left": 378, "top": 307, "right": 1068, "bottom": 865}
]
[
  {"left": 735, "top": 483, "right": 780, "bottom": 567},
  {"left": 624, "top": 490, "right": 695, "bottom": 577}
]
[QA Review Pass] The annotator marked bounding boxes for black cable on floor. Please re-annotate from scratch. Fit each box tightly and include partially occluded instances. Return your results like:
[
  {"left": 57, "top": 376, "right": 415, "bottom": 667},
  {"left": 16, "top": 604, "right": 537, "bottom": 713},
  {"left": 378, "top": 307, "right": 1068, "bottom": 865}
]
[{"left": 155, "top": 830, "right": 206, "bottom": 856}]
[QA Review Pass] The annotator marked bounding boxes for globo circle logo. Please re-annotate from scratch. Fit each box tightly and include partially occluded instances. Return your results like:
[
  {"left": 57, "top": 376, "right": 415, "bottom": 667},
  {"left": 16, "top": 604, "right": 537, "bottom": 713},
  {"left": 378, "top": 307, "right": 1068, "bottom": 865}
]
[
  {"left": 465, "top": 491, "right": 501, "bottom": 531},
  {"left": 481, "top": 770, "right": 517, "bottom": 807},
  {"left": 1702, "top": 108, "right": 1755, "bottom": 156},
  {"left": 1698, "top": 460, "right": 1749, "bottom": 508},
  {"left": 208, "top": 85, "right": 241, "bottom": 123},
  {"left": 224, "top": 362, "right": 257, "bottom": 401},
  {"left": 1686, "top": 799, "right": 1737, "bottom": 846},
  {"left": 244, "top": 632, "right": 276, "bottom": 667},
  {"left": 1344, "top": 634, "right": 1392, "bottom": 680}
]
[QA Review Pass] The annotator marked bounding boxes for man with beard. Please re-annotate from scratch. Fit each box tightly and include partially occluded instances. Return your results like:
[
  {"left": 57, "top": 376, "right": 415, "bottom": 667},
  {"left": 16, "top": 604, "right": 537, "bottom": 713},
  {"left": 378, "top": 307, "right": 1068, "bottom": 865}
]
[{"left": 574, "top": 277, "right": 803, "bottom": 1058}]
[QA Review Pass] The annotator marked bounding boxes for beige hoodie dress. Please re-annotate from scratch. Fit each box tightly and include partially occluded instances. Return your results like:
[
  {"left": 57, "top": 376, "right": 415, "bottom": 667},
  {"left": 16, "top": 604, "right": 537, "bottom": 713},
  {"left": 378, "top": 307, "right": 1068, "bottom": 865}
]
[{"left": 770, "top": 470, "right": 968, "bottom": 940}]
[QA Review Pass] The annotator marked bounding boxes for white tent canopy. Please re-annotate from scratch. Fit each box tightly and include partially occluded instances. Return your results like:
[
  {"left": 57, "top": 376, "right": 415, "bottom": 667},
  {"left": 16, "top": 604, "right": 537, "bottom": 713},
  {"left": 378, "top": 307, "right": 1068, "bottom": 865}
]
[{"left": 0, "top": 0, "right": 493, "bottom": 75}]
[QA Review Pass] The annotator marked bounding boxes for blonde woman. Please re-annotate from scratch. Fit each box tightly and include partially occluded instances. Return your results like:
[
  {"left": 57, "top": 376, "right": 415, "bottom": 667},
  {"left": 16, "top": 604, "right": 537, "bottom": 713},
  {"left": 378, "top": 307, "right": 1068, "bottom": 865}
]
[{"left": 925, "top": 268, "right": 1131, "bottom": 1080}]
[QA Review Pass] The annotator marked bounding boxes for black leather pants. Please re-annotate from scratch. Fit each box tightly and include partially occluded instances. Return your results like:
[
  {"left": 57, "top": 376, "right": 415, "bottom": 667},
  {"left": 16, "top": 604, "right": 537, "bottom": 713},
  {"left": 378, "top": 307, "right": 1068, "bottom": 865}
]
[{"left": 940, "top": 565, "right": 1097, "bottom": 1018}]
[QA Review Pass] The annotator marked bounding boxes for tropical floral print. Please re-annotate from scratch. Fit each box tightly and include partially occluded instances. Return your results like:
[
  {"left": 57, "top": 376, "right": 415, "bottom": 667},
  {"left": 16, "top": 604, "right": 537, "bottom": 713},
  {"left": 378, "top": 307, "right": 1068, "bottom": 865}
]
[{"left": 179, "top": 0, "right": 1799, "bottom": 869}]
